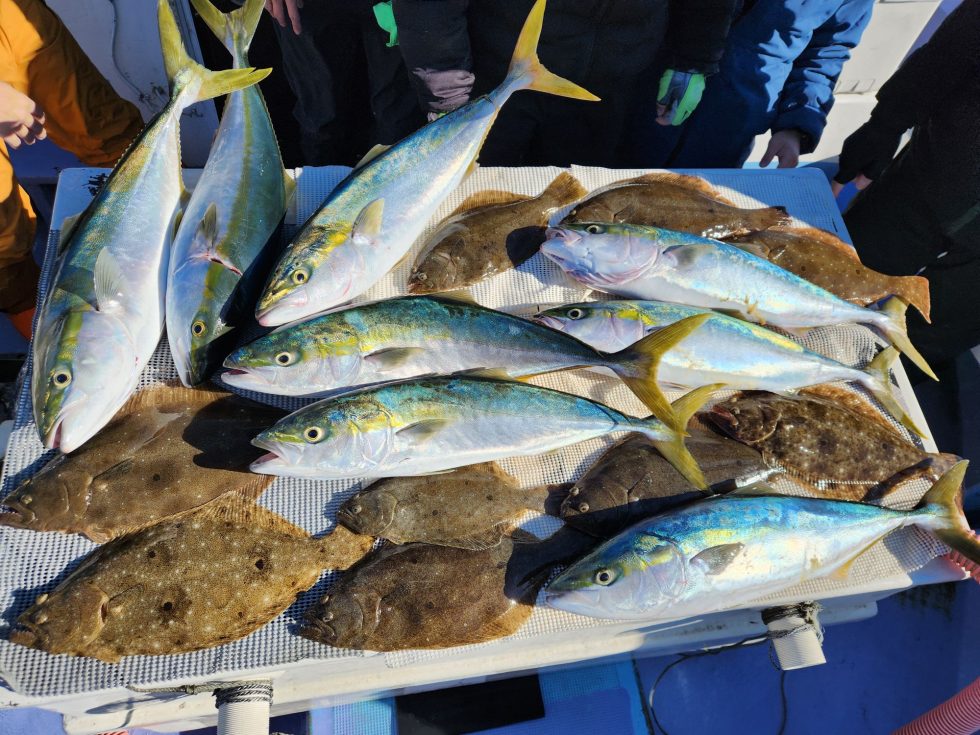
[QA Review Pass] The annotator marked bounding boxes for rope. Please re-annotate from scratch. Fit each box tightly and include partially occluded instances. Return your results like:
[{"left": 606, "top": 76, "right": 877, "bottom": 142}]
[{"left": 214, "top": 681, "right": 274, "bottom": 707}]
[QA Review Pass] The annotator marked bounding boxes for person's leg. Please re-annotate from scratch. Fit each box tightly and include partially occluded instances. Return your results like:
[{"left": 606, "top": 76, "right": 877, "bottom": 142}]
[
  {"left": 2, "top": 0, "right": 142, "bottom": 166},
  {"left": 358, "top": 2, "right": 425, "bottom": 145},
  {"left": 0, "top": 139, "right": 39, "bottom": 334}
]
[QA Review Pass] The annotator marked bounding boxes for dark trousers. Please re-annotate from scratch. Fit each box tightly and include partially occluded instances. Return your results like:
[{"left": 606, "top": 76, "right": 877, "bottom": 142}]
[
  {"left": 844, "top": 141, "right": 980, "bottom": 378},
  {"left": 272, "top": 0, "right": 423, "bottom": 165}
]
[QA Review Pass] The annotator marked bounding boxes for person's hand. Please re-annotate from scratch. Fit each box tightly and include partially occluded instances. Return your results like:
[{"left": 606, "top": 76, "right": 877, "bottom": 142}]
[
  {"left": 265, "top": 0, "right": 303, "bottom": 35},
  {"left": 759, "top": 129, "right": 801, "bottom": 169},
  {"left": 655, "top": 70, "right": 705, "bottom": 126},
  {"left": 0, "top": 82, "right": 46, "bottom": 150},
  {"left": 831, "top": 118, "right": 905, "bottom": 196}
]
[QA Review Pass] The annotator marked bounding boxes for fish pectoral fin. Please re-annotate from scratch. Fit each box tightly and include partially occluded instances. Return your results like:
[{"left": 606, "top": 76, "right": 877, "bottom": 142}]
[
  {"left": 91, "top": 457, "right": 137, "bottom": 486},
  {"left": 351, "top": 199, "right": 385, "bottom": 246},
  {"left": 353, "top": 143, "right": 391, "bottom": 171},
  {"left": 194, "top": 204, "right": 243, "bottom": 276},
  {"left": 363, "top": 347, "right": 425, "bottom": 373},
  {"left": 93, "top": 248, "right": 127, "bottom": 313},
  {"left": 690, "top": 542, "right": 744, "bottom": 575},
  {"left": 395, "top": 418, "right": 452, "bottom": 444},
  {"left": 453, "top": 367, "right": 512, "bottom": 381}
]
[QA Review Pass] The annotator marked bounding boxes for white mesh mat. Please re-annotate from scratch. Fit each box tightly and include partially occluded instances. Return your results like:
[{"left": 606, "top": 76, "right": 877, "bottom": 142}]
[{"left": 0, "top": 165, "right": 945, "bottom": 698}]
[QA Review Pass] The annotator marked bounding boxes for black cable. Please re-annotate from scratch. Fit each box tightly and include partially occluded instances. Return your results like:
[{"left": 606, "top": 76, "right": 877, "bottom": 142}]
[{"left": 646, "top": 635, "right": 789, "bottom": 735}]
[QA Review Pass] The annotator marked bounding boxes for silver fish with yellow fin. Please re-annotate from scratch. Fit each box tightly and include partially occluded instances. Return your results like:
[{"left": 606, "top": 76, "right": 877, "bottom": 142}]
[
  {"left": 31, "top": 0, "right": 269, "bottom": 452},
  {"left": 254, "top": 0, "right": 598, "bottom": 326}
]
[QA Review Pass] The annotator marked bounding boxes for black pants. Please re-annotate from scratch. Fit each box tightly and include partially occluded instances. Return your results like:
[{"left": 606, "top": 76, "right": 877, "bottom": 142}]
[
  {"left": 844, "top": 141, "right": 980, "bottom": 379},
  {"left": 272, "top": 0, "right": 423, "bottom": 165}
]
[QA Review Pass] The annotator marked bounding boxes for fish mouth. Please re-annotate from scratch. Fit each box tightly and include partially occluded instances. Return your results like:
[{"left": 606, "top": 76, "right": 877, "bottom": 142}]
[
  {"left": 220, "top": 368, "right": 266, "bottom": 390},
  {"left": 531, "top": 314, "right": 564, "bottom": 331},
  {"left": 8, "top": 624, "right": 40, "bottom": 649},
  {"left": 335, "top": 507, "right": 360, "bottom": 531},
  {"left": 707, "top": 404, "right": 737, "bottom": 431},
  {"left": 250, "top": 452, "right": 286, "bottom": 474},
  {"left": 543, "top": 587, "right": 603, "bottom": 616},
  {"left": 43, "top": 414, "right": 67, "bottom": 452},
  {"left": 299, "top": 619, "right": 336, "bottom": 645},
  {"left": 256, "top": 290, "right": 310, "bottom": 328}
]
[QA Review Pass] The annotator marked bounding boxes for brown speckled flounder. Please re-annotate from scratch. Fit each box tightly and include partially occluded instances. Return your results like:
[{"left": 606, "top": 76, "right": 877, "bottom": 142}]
[
  {"left": 408, "top": 172, "right": 587, "bottom": 294},
  {"left": 0, "top": 383, "right": 285, "bottom": 542},
  {"left": 728, "top": 226, "right": 931, "bottom": 321},
  {"left": 302, "top": 527, "right": 595, "bottom": 651},
  {"left": 705, "top": 391, "right": 957, "bottom": 501},
  {"left": 9, "top": 496, "right": 373, "bottom": 662},
  {"left": 337, "top": 462, "right": 552, "bottom": 548},
  {"left": 560, "top": 430, "right": 770, "bottom": 538},
  {"left": 563, "top": 173, "right": 791, "bottom": 239}
]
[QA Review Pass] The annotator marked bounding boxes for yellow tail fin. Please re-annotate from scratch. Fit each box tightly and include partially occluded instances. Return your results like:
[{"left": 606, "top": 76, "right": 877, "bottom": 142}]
[
  {"left": 189, "top": 0, "right": 265, "bottom": 58},
  {"left": 864, "top": 346, "right": 927, "bottom": 438},
  {"left": 878, "top": 297, "right": 937, "bottom": 381},
  {"left": 159, "top": 0, "right": 269, "bottom": 105},
  {"left": 917, "top": 461, "right": 980, "bottom": 567},
  {"left": 645, "top": 384, "right": 724, "bottom": 490},
  {"left": 506, "top": 0, "right": 599, "bottom": 101},
  {"left": 612, "top": 313, "right": 712, "bottom": 432}
]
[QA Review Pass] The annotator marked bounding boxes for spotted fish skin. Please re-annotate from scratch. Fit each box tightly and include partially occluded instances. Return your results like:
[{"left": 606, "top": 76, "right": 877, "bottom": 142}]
[
  {"left": 546, "top": 464, "right": 978, "bottom": 621},
  {"left": 167, "top": 0, "right": 291, "bottom": 386},
  {"left": 704, "top": 391, "right": 948, "bottom": 501},
  {"left": 8, "top": 496, "right": 373, "bottom": 662}
]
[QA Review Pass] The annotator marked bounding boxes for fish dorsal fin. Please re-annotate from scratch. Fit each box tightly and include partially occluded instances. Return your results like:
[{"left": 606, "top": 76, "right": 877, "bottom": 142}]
[
  {"left": 354, "top": 143, "right": 391, "bottom": 170},
  {"left": 198, "top": 493, "right": 310, "bottom": 538},
  {"left": 785, "top": 226, "right": 861, "bottom": 262},
  {"left": 626, "top": 172, "right": 737, "bottom": 206},
  {"left": 448, "top": 189, "right": 532, "bottom": 218},
  {"left": 283, "top": 170, "right": 296, "bottom": 202},
  {"left": 351, "top": 199, "right": 384, "bottom": 246},
  {"left": 691, "top": 542, "right": 744, "bottom": 575},
  {"left": 455, "top": 367, "right": 512, "bottom": 381},
  {"left": 57, "top": 212, "right": 83, "bottom": 257},
  {"left": 93, "top": 248, "right": 126, "bottom": 312},
  {"left": 431, "top": 289, "right": 478, "bottom": 306}
]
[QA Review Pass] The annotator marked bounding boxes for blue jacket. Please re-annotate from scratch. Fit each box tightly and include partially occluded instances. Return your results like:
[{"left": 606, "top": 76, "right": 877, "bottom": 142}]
[{"left": 636, "top": 0, "right": 874, "bottom": 168}]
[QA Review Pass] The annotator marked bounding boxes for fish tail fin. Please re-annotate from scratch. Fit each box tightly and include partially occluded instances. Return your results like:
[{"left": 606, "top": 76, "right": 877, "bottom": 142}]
[
  {"left": 642, "top": 384, "right": 724, "bottom": 491},
  {"left": 189, "top": 0, "right": 264, "bottom": 58},
  {"left": 504, "top": 0, "right": 599, "bottom": 101},
  {"left": 864, "top": 346, "right": 928, "bottom": 439},
  {"left": 757, "top": 205, "right": 792, "bottom": 229},
  {"left": 315, "top": 526, "right": 375, "bottom": 572},
  {"left": 890, "top": 277, "right": 932, "bottom": 324},
  {"left": 915, "top": 461, "right": 980, "bottom": 570},
  {"left": 159, "top": 0, "right": 269, "bottom": 106},
  {"left": 611, "top": 313, "right": 712, "bottom": 432},
  {"left": 877, "top": 296, "right": 937, "bottom": 381}
]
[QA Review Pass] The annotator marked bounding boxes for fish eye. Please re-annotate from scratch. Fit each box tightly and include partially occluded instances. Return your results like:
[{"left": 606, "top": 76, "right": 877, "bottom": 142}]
[
  {"left": 192, "top": 320, "right": 206, "bottom": 337},
  {"left": 292, "top": 269, "right": 309, "bottom": 285},
  {"left": 585, "top": 224, "right": 603, "bottom": 235},
  {"left": 275, "top": 352, "right": 293, "bottom": 366},
  {"left": 577, "top": 502, "right": 589, "bottom": 513},
  {"left": 350, "top": 504, "right": 362, "bottom": 514},
  {"left": 52, "top": 370, "right": 72, "bottom": 387},
  {"left": 304, "top": 426, "right": 323, "bottom": 443},
  {"left": 595, "top": 568, "right": 616, "bottom": 586},
  {"left": 416, "top": 273, "right": 427, "bottom": 281},
  {"left": 567, "top": 308, "right": 584, "bottom": 320}
]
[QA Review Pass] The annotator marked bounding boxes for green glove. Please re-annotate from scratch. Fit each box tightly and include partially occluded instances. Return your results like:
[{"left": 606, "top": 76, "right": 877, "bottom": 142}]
[
  {"left": 373, "top": 1, "right": 398, "bottom": 47},
  {"left": 656, "top": 69, "right": 706, "bottom": 126}
]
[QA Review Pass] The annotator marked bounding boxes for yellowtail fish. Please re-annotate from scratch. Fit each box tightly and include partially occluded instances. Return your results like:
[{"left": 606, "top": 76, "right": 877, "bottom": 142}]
[
  {"left": 223, "top": 294, "right": 711, "bottom": 431},
  {"left": 546, "top": 462, "right": 979, "bottom": 620},
  {"left": 533, "top": 299, "right": 923, "bottom": 436},
  {"left": 251, "top": 376, "right": 718, "bottom": 490},
  {"left": 540, "top": 222, "right": 936, "bottom": 380},
  {"left": 31, "top": 0, "right": 269, "bottom": 452},
  {"left": 254, "top": 0, "right": 598, "bottom": 326},
  {"left": 167, "top": 0, "right": 293, "bottom": 386}
]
